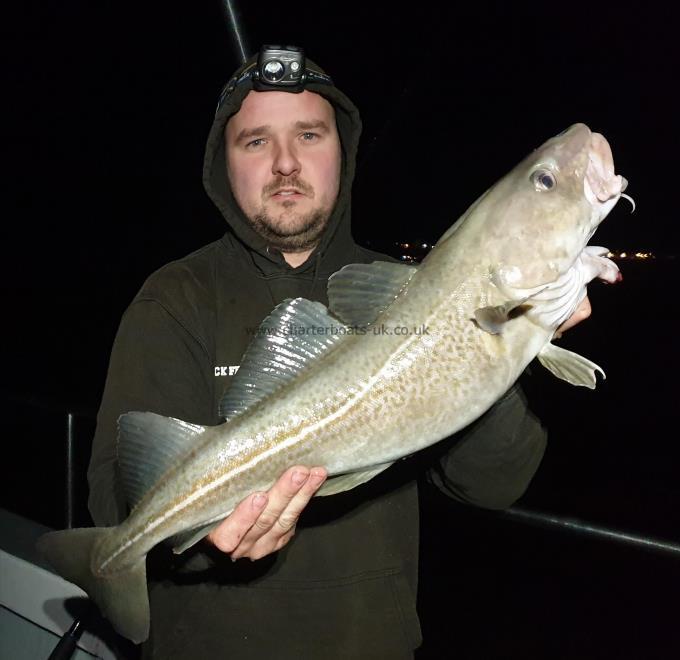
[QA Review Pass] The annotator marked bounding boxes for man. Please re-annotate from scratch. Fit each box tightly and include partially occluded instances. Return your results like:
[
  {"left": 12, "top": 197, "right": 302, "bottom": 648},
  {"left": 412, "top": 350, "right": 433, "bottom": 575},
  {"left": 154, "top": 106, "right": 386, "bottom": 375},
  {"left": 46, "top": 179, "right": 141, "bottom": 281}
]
[{"left": 88, "top": 47, "right": 589, "bottom": 658}]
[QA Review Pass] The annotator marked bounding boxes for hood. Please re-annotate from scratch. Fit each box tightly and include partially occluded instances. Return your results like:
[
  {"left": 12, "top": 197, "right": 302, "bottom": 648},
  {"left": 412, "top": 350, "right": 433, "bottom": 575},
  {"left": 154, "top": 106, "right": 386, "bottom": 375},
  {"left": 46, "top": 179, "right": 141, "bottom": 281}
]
[{"left": 202, "top": 54, "right": 362, "bottom": 276}]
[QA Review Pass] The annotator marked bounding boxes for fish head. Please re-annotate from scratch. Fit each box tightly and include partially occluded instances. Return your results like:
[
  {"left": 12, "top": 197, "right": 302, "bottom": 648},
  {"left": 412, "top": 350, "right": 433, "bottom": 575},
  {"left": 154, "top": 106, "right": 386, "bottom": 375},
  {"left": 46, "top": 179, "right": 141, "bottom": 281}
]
[{"left": 473, "top": 123, "right": 627, "bottom": 329}]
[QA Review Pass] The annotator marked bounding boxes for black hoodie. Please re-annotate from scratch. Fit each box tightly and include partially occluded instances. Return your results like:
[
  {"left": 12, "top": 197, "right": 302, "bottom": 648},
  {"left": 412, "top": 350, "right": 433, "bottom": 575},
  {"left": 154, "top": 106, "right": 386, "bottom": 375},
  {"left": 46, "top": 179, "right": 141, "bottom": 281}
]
[{"left": 87, "top": 55, "right": 547, "bottom": 659}]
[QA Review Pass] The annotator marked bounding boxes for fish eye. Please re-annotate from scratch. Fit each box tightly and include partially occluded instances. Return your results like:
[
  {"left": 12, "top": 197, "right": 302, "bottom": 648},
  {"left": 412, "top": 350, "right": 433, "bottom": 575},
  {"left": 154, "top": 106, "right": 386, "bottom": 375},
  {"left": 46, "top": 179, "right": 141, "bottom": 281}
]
[{"left": 531, "top": 169, "right": 556, "bottom": 191}]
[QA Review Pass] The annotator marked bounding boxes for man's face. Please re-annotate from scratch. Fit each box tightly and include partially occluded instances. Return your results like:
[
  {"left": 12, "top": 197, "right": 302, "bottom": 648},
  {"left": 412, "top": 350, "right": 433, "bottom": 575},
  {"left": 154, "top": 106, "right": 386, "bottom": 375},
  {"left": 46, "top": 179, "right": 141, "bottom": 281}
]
[{"left": 225, "top": 90, "right": 342, "bottom": 253}]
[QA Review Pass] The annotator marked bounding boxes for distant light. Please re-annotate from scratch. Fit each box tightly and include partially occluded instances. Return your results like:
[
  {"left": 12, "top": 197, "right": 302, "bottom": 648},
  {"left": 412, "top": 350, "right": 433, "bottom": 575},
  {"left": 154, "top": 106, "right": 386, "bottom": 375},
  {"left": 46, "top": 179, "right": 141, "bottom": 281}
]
[
  {"left": 421, "top": 243, "right": 429, "bottom": 249},
  {"left": 403, "top": 243, "right": 409, "bottom": 248},
  {"left": 608, "top": 250, "right": 657, "bottom": 261}
]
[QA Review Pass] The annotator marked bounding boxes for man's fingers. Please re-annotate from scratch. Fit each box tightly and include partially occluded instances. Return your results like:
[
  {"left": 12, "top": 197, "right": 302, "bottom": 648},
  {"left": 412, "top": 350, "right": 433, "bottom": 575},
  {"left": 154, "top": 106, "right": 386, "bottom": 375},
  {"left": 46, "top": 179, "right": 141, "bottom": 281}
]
[
  {"left": 206, "top": 465, "right": 328, "bottom": 560},
  {"left": 231, "top": 466, "right": 327, "bottom": 559},
  {"left": 273, "top": 467, "right": 327, "bottom": 533},
  {"left": 577, "top": 296, "right": 592, "bottom": 321},
  {"left": 274, "top": 528, "right": 296, "bottom": 551},
  {"left": 556, "top": 296, "right": 592, "bottom": 337},
  {"left": 251, "top": 466, "right": 311, "bottom": 532},
  {"left": 206, "top": 492, "right": 268, "bottom": 553}
]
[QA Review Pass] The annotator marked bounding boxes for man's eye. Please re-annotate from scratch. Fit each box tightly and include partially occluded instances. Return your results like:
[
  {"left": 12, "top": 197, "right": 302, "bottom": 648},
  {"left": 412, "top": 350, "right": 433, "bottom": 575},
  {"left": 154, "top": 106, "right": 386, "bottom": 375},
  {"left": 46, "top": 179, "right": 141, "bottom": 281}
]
[
  {"left": 246, "top": 138, "right": 266, "bottom": 148},
  {"left": 301, "top": 132, "right": 319, "bottom": 141}
]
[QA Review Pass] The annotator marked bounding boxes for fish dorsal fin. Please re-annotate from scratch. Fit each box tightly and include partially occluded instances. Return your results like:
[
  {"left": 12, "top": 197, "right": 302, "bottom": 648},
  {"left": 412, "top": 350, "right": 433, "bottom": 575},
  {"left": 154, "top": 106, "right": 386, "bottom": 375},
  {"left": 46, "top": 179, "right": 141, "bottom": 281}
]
[
  {"left": 327, "top": 261, "right": 418, "bottom": 327},
  {"left": 219, "top": 297, "right": 348, "bottom": 422},
  {"left": 118, "top": 412, "right": 207, "bottom": 510},
  {"left": 537, "top": 342, "right": 605, "bottom": 389}
]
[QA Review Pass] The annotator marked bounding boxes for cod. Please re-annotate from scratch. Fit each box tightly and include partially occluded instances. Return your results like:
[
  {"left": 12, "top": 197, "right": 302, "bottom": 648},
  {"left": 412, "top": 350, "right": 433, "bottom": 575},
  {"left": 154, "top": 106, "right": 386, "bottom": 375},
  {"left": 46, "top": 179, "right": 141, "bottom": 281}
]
[{"left": 38, "top": 123, "right": 630, "bottom": 643}]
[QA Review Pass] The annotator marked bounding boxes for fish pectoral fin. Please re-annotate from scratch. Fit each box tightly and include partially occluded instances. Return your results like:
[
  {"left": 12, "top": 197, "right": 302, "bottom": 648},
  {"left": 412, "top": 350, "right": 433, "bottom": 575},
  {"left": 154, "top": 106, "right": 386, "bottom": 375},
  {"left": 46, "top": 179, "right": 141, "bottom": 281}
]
[
  {"left": 327, "top": 261, "right": 418, "bottom": 327},
  {"left": 537, "top": 342, "right": 606, "bottom": 389},
  {"left": 316, "top": 462, "right": 395, "bottom": 497},
  {"left": 118, "top": 412, "right": 207, "bottom": 510},
  {"left": 474, "top": 299, "right": 531, "bottom": 335},
  {"left": 169, "top": 520, "right": 226, "bottom": 554}
]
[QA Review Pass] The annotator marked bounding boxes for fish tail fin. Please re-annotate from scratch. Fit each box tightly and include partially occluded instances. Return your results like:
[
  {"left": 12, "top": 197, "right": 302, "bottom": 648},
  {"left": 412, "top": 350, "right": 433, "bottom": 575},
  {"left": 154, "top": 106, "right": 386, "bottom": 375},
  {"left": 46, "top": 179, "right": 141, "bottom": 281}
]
[{"left": 37, "top": 528, "right": 150, "bottom": 643}]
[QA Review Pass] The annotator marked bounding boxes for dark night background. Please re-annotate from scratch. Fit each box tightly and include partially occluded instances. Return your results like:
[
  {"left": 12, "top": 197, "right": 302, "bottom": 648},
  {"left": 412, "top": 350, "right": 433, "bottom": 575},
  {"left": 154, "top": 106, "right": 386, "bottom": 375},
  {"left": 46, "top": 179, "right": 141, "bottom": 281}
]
[{"left": 2, "top": 2, "right": 680, "bottom": 658}]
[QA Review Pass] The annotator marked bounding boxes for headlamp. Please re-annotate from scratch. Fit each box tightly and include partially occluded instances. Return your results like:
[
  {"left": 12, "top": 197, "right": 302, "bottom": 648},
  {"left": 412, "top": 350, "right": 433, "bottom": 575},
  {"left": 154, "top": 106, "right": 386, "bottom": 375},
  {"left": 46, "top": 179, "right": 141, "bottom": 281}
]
[{"left": 217, "top": 45, "right": 334, "bottom": 112}]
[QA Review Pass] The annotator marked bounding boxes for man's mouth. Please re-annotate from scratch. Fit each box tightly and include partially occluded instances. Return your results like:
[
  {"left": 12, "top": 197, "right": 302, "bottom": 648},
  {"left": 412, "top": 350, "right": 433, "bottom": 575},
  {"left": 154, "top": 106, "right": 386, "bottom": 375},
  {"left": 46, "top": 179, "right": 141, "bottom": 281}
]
[{"left": 272, "top": 188, "right": 305, "bottom": 198}]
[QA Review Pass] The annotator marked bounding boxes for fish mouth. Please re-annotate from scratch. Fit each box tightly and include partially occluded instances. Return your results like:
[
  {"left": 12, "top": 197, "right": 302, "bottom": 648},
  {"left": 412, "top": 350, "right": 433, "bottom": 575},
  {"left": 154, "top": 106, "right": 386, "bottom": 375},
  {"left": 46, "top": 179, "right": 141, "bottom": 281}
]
[
  {"left": 501, "top": 127, "right": 627, "bottom": 330},
  {"left": 578, "top": 132, "right": 629, "bottom": 280},
  {"left": 579, "top": 132, "right": 630, "bottom": 285},
  {"left": 584, "top": 132, "right": 628, "bottom": 205},
  {"left": 533, "top": 132, "right": 626, "bottom": 329},
  {"left": 490, "top": 125, "right": 629, "bottom": 332}
]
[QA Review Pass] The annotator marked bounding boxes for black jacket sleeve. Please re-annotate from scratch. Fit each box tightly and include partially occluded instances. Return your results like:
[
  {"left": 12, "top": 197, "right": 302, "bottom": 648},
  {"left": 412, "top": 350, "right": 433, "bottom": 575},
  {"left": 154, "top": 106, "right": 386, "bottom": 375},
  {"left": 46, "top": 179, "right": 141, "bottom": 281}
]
[
  {"left": 426, "top": 382, "right": 547, "bottom": 510},
  {"left": 87, "top": 298, "right": 216, "bottom": 527}
]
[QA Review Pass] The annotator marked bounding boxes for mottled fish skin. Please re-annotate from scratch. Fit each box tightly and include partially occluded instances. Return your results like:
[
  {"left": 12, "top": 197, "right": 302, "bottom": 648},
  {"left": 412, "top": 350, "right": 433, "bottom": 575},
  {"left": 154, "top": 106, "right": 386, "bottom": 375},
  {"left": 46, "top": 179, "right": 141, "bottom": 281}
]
[
  {"left": 92, "top": 123, "right": 626, "bottom": 576},
  {"left": 95, "top": 264, "right": 537, "bottom": 575},
  {"left": 38, "top": 123, "right": 628, "bottom": 643}
]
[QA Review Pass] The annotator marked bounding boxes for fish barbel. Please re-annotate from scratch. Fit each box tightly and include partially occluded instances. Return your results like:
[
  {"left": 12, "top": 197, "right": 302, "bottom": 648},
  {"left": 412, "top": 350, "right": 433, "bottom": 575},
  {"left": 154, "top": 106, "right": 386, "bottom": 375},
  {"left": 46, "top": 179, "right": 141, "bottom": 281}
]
[{"left": 38, "top": 123, "right": 629, "bottom": 643}]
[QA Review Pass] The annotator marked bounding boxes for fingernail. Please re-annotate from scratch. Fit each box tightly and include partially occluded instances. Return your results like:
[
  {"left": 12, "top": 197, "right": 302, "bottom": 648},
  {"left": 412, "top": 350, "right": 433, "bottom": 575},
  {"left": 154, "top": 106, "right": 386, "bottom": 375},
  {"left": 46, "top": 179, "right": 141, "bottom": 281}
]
[
  {"left": 310, "top": 469, "right": 325, "bottom": 484},
  {"left": 253, "top": 494, "right": 267, "bottom": 508},
  {"left": 292, "top": 470, "right": 309, "bottom": 486}
]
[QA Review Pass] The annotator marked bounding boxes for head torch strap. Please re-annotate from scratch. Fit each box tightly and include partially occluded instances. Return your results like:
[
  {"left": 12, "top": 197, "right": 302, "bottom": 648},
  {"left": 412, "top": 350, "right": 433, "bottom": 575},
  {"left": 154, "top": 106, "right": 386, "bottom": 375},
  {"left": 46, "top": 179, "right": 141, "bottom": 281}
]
[
  {"left": 305, "top": 70, "right": 334, "bottom": 87},
  {"left": 216, "top": 65, "right": 334, "bottom": 115},
  {"left": 216, "top": 64, "right": 258, "bottom": 112}
]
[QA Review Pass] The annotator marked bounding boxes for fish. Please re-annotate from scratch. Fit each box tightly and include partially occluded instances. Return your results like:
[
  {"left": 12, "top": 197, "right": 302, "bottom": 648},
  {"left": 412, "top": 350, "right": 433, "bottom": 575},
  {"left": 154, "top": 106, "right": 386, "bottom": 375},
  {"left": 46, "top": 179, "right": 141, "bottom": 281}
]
[{"left": 37, "top": 123, "right": 630, "bottom": 643}]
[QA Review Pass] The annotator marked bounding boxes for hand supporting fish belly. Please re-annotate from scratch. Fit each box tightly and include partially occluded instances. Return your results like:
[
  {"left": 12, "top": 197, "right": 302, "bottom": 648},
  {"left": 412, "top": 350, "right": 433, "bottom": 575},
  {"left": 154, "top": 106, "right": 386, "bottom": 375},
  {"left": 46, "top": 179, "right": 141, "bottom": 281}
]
[
  {"left": 205, "top": 465, "right": 328, "bottom": 560},
  {"left": 37, "top": 123, "right": 629, "bottom": 643},
  {"left": 554, "top": 296, "right": 591, "bottom": 338}
]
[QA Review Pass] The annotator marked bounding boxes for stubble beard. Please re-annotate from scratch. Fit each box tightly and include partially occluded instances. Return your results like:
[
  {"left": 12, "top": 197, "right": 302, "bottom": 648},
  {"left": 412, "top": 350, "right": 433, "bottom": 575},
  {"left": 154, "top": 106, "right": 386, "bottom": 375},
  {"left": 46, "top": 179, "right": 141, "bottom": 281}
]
[
  {"left": 249, "top": 205, "right": 332, "bottom": 252},
  {"left": 247, "top": 176, "right": 336, "bottom": 252}
]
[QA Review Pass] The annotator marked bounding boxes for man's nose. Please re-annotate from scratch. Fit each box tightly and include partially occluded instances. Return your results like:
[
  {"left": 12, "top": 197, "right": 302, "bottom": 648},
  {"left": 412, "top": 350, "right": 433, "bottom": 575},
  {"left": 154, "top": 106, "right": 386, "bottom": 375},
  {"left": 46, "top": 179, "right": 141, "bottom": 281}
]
[{"left": 272, "top": 141, "right": 301, "bottom": 177}]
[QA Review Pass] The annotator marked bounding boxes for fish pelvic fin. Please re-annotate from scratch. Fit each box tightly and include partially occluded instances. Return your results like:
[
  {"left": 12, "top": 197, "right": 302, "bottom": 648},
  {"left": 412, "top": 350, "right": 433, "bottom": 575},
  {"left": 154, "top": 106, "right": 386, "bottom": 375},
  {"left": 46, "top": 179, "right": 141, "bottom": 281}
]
[
  {"left": 37, "top": 527, "right": 150, "bottom": 644},
  {"left": 537, "top": 342, "right": 605, "bottom": 389}
]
